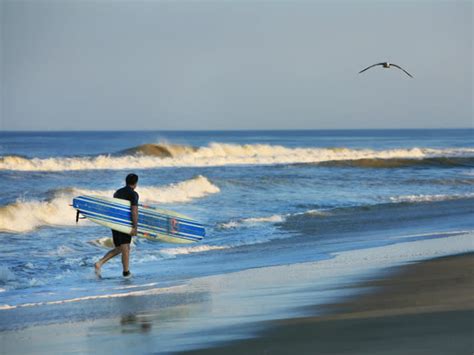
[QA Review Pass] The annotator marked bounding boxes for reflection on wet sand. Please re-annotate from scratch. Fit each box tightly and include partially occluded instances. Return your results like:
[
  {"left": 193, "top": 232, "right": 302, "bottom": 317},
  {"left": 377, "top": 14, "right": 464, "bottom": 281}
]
[{"left": 120, "top": 314, "right": 152, "bottom": 334}]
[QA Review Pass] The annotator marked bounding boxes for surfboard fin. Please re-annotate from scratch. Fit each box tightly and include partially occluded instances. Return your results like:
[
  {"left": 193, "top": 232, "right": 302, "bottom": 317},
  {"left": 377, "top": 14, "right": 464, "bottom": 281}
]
[{"left": 74, "top": 210, "right": 87, "bottom": 223}]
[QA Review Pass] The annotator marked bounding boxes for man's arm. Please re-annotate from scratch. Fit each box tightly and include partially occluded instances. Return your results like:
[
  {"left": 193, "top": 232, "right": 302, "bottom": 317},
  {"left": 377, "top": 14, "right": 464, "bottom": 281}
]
[{"left": 130, "top": 205, "right": 138, "bottom": 236}]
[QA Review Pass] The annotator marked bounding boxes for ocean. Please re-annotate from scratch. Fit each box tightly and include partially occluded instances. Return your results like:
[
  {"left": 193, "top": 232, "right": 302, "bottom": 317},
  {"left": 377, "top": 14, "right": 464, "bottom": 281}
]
[{"left": 0, "top": 129, "right": 473, "bottom": 349}]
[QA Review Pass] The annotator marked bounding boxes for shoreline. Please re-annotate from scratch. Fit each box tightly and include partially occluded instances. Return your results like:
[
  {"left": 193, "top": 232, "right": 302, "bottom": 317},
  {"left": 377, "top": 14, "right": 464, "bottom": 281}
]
[
  {"left": 183, "top": 253, "right": 474, "bottom": 354},
  {"left": 1, "top": 236, "right": 472, "bottom": 354}
]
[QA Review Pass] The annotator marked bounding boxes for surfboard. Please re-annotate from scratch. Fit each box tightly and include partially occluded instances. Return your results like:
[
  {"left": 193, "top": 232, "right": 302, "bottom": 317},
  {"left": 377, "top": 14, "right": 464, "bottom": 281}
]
[{"left": 72, "top": 195, "right": 205, "bottom": 244}]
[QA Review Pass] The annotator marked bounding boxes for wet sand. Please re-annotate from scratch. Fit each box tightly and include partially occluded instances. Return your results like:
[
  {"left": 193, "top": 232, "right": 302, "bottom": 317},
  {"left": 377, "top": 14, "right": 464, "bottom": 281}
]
[
  {"left": 1, "top": 248, "right": 472, "bottom": 354},
  {"left": 183, "top": 253, "right": 474, "bottom": 354}
]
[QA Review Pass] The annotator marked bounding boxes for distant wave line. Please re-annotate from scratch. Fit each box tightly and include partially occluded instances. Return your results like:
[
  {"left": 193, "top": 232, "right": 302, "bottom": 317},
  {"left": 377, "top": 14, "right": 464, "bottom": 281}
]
[{"left": 1, "top": 142, "right": 474, "bottom": 171}]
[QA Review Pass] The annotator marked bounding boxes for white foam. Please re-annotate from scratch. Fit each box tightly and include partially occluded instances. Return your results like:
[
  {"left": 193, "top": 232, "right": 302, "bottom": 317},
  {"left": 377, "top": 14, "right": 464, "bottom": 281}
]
[
  {"left": 158, "top": 228, "right": 294, "bottom": 256},
  {"left": 243, "top": 215, "right": 285, "bottom": 223},
  {"left": 47, "top": 245, "right": 75, "bottom": 256},
  {"left": 1, "top": 284, "right": 187, "bottom": 310},
  {"left": 218, "top": 210, "right": 328, "bottom": 229},
  {"left": 133, "top": 253, "right": 169, "bottom": 262},
  {"left": 219, "top": 214, "right": 285, "bottom": 229},
  {"left": 137, "top": 175, "right": 220, "bottom": 203},
  {"left": 61, "top": 175, "right": 220, "bottom": 204},
  {"left": 0, "top": 304, "right": 15, "bottom": 310},
  {"left": 0, "top": 195, "right": 76, "bottom": 233},
  {"left": 0, "top": 176, "right": 219, "bottom": 233},
  {"left": 159, "top": 244, "right": 230, "bottom": 256},
  {"left": 389, "top": 193, "right": 474, "bottom": 203},
  {"left": 294, "top": 209, "right": 330, "bottom": 216},
  {"left": 89, "top": 237, "right": 116, "bottom": 249},
  {"left": 1, "top": 144, "right": 473, "bottom": 171},
  {"left": 111, "top": 282, "right": 159, "bottom": 290}
]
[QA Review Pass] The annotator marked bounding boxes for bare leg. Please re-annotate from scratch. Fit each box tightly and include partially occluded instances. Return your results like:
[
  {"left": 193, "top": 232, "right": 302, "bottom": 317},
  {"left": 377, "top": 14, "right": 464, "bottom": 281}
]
[
  {"left": 121, "top": 243, "right": 130, "bottom": 273},
  {"left": 95, "top": 247, "right": 122, "bottom": 276}
]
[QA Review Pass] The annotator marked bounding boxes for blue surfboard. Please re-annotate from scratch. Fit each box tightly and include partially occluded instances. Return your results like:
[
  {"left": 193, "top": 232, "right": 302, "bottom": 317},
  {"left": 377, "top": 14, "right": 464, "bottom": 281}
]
[{"left": 72, "top": 195, "right": 205, "bottom": 244}]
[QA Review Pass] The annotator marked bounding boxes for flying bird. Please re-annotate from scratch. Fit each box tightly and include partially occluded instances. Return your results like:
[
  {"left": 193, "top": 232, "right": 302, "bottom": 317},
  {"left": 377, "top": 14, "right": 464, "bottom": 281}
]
[{"left": 359, "top": 62, "right": 413, "bottom": 78}]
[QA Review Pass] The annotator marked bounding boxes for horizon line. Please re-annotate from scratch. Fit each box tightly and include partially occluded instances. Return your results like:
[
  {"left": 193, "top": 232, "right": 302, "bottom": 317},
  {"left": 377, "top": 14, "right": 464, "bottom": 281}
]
[{"left": 1, "top": 127, "right": 472, "bottom": 133}]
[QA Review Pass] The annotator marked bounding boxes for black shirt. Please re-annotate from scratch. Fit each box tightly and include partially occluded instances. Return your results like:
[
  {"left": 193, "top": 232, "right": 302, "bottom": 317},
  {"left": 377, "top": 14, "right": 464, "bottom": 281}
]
[{"left": 114, "top": 185, "right": 139, "bottom": 206}]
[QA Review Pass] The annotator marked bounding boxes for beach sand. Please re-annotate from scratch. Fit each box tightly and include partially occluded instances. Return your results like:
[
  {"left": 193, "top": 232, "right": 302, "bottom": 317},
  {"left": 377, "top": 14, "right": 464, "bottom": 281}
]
[
  {"left": 1, "top": 251, "right": 472, "bottom": 354},
  {"left": 183, "top": 253, "right": 474, "bottom": 355}
]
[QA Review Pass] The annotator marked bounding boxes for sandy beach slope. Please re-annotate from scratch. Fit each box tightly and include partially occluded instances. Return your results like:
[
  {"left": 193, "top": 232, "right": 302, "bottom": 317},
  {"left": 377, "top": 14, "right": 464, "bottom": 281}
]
[{"left": 183, "top": 253, "right": 474, "bottom": 355}]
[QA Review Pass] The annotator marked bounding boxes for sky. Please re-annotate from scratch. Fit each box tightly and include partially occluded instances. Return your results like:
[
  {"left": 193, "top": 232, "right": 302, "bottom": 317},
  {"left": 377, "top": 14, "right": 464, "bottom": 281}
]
[{"left": 0, "top": 0, "right": 472, "bottom": 131}]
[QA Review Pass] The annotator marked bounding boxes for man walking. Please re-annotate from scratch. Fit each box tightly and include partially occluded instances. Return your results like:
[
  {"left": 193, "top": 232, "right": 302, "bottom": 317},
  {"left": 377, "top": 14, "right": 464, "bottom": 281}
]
[{"left": 95, "top": 173, "right": 139, "bottom": 278}]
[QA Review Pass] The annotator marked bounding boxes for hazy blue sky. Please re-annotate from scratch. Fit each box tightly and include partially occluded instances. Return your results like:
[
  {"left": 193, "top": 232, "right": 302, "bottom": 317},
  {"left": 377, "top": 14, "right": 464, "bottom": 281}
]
[{"left": 0, "top": 0, "right": 472, "bottom": 130}]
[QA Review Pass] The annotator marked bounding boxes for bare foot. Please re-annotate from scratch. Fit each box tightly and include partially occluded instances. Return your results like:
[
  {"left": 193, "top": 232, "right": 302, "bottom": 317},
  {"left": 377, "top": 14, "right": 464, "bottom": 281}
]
[{"left": 94, "top": 262, "right": 101, "bottom": 278}]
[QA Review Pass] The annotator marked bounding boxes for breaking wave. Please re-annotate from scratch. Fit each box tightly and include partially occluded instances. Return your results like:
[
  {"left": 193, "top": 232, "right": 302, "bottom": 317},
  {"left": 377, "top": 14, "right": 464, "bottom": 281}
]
[
  {"left": 1, "top": 143, "right": 473, "bottom": 171},
  {"left": 54, "top": 174, "right": 220, "bottom": 204},
  {"left": 0, "top": 176, "right": 219, "bottom": 233},
  {"left": 118, "top": 143, "right": 198, "bottom": 157}
]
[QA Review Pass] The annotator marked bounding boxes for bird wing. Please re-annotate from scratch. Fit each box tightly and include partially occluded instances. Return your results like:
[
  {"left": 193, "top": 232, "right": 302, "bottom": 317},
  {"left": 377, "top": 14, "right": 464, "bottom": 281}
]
[
  {"left": 358, "top": 63, "right": 385, "bottom": 74},
  {"left": 390, "top": 64, "right": 414, "bottom": 78}
]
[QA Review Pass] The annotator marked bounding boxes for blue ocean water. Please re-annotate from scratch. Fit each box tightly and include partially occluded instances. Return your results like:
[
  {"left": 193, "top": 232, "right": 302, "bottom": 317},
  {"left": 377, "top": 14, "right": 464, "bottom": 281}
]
[{"left": 0, "top": 129, "right": 473, "bottom": 324}]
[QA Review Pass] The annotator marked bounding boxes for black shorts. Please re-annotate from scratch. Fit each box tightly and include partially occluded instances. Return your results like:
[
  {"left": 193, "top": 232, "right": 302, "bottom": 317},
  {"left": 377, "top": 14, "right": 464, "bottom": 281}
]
[{"left": 112, "top": 230, "right": 132, "bottom": 247}]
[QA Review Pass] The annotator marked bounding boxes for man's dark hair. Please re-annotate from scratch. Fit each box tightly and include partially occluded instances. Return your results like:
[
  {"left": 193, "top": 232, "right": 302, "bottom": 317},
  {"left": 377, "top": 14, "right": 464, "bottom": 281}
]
[{"left": 126, "top": 173, "right": 139, "bottom": 186}]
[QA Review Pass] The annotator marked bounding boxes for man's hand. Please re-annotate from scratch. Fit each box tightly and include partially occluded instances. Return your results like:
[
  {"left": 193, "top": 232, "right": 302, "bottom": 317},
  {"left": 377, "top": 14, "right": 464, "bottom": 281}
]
[{"left": 130, "top": 227, "right": 138, "bottom": 236}]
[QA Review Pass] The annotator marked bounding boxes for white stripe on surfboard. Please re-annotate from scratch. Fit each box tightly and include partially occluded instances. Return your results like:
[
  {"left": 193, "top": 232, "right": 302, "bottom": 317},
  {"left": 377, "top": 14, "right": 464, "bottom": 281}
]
[
  {"left": 78, "top": 208, "right": 202, "bottom": 241},
  {"left": 77, "top": 195, "right": 201, "bottom": 224}
]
